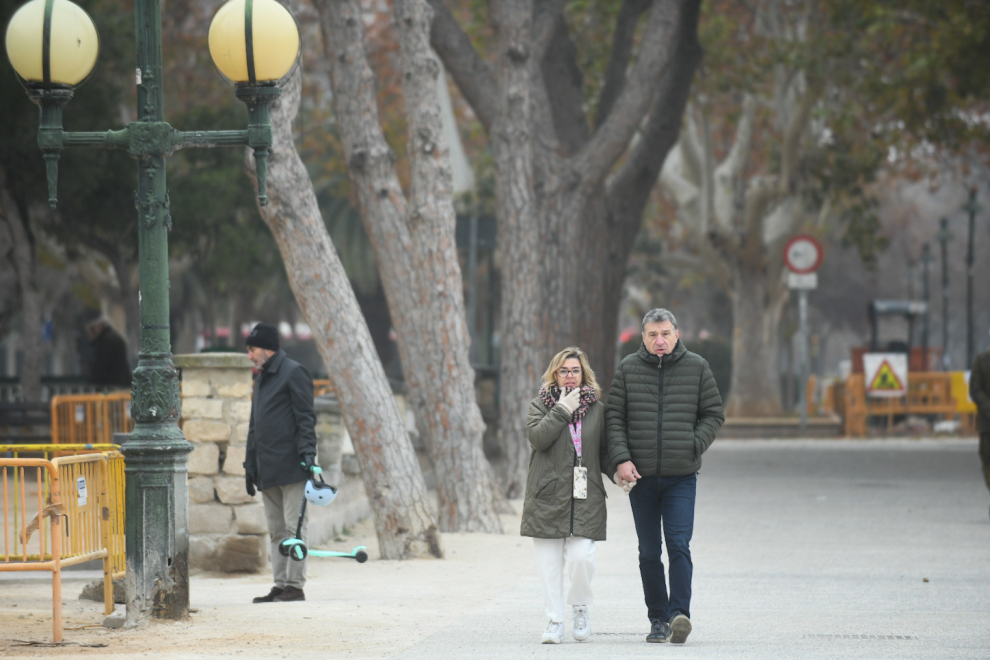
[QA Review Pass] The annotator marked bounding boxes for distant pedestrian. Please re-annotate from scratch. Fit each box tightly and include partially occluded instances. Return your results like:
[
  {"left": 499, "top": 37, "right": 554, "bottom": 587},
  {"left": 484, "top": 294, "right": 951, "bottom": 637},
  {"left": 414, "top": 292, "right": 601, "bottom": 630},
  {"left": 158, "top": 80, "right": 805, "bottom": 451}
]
[
  {"left": 521, "top": 347, "right": 614, "bottom": 644},
  {"left": 969, "top": 330, "right": 990, "bottom": 519},
  {"left": 243, "top": 323, "right": 319, "bottom": 603},
  {"left": 84, "top": 314, "right": 132, "bottom": 390},
  {"left": 606, "top": 308, "right": 724, "bottom": 644}
]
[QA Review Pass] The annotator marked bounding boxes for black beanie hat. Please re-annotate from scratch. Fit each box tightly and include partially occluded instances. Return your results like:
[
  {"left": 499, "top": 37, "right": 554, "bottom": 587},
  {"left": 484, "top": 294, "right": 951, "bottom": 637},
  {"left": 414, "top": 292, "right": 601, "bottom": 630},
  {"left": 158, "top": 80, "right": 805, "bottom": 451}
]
[{"left": 246, "top": 323, "right": 279, "bottom": 351}]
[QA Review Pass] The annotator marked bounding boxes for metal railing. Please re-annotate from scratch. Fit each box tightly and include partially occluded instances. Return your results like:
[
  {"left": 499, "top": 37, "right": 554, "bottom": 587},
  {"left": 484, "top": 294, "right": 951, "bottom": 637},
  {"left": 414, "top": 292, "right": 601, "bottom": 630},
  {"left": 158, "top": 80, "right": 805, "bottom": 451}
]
[{"left": 0, "top": 379, "right": 100, "bottom": 403}]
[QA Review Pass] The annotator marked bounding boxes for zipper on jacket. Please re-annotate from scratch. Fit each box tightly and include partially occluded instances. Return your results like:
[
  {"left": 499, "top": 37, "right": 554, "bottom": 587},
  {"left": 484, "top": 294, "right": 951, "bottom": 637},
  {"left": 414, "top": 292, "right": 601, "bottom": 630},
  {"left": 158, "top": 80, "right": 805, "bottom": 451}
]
[
  {"left": 657, "top": 359, "right": 664, "bottom": 475},
  {"left": 569, "top": 448, "right": 576, "bottom": 536}
]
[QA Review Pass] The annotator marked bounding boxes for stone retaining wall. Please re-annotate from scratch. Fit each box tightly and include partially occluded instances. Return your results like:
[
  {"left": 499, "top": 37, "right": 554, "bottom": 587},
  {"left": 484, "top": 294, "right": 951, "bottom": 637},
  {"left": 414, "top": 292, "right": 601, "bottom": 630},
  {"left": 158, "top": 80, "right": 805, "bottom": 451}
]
[
  {"left": 173, "top": 354, "right": 377, "bottom": 573},
  {"left": 173, "top": 353, "right": 266, "bottom": 573}
]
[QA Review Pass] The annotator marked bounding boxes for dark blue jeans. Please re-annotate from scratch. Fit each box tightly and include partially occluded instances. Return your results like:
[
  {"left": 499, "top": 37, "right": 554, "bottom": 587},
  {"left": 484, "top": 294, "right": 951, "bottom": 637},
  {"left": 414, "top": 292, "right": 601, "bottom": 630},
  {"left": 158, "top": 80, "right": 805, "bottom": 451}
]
[{"left": 628, "top": 472, "right": 697, "bottom": 622}]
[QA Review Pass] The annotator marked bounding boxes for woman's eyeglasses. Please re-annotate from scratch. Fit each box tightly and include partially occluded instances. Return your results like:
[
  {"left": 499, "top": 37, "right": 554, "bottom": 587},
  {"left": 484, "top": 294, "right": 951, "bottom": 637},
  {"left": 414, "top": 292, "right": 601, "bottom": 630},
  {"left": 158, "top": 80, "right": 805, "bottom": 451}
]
[{"left": 557, "top": 368, "right": 582, "bottom": 377}]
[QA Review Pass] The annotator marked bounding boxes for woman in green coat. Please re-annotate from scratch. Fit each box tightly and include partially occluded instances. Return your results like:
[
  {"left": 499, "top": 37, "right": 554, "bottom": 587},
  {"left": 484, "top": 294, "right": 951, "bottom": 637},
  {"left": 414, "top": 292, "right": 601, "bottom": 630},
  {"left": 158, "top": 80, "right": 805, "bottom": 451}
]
[{"left": 521, "top": 346, "right": 613, "bottom": 644}]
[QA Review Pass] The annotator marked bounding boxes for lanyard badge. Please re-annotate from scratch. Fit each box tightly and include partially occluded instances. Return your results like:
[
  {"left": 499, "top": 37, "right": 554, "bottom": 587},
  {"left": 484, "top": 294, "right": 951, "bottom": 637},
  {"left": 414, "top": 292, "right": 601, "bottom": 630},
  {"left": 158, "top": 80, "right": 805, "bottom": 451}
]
[{"left": 570, "top": 420, "right": 587, "bottom": 499}]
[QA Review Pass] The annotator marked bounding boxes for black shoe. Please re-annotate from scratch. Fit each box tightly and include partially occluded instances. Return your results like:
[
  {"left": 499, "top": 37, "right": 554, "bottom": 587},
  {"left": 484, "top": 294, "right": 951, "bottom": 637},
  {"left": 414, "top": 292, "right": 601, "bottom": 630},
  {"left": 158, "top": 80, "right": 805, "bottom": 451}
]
[
  {"left": 669, "top": 613, "right": 692, "bottom": 644},
  {"left": 252, "top": 587, "right": 284, "bottom": 603},
  {"left": 273, "top": 586, "right": 305, "bottom": 602},
  {"left": 646, "top": 618, "right": 670, "bottom": 643}
]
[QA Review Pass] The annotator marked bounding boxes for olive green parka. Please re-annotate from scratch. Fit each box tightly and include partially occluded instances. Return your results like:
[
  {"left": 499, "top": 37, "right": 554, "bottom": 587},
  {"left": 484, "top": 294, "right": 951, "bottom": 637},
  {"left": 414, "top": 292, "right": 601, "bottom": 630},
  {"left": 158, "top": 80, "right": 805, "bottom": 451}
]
[
  {"left": 520, "top": 397, "right": 612, "bottom": 541},
  {"left": 970, "top": 348, "right": 990, "bottom": 433},
  {"left": 606, "top": 340, "right": 724, "bottom": 477}
]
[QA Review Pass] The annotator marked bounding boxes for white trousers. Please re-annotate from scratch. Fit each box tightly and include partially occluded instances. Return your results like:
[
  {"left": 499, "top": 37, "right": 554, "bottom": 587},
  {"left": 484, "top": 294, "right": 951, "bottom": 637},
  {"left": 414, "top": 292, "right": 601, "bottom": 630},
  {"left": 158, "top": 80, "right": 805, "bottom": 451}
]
[{"left": 533, "top": 537, "right": 596, "bottom": 623}]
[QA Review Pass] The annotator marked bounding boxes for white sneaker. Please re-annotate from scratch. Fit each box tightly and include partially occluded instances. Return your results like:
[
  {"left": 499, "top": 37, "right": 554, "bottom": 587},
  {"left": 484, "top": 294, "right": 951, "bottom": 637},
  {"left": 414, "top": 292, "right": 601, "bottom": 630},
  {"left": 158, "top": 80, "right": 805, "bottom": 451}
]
[
  {"left": 572, "top": 605, "right": 591, "bottom": 641},
  {"left": 541, "top": 620, "right": 564, "bottom": 644}
]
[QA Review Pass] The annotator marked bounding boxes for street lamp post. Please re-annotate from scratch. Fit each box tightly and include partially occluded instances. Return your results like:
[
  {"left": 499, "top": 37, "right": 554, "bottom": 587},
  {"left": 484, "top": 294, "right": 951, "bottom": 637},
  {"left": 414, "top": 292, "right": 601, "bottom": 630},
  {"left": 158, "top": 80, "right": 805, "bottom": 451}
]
[
  {"left": 960, "top": 188, "right": 981, "bottom": 366},
  {"left": 936, "top": 218, "right": 953, "bottom": 370},
  {"left": 920, "top": 243, "right": 933, "bottom": 370},
  {"left": 5, "top": 0, "right": 299, "bottom": 622}
]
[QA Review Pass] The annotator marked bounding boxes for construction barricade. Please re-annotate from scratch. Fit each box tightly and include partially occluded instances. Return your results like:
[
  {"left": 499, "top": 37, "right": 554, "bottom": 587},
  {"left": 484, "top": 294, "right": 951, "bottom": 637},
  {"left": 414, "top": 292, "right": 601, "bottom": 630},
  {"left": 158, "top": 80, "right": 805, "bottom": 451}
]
[
  {"left": 50, "top": 392, "right": 133, "bottom": 446},
  {"left": 1, "top": 449, "right": 123, "bottom": 641},
  {"left": 843, "top": 372, "right": 961, "bottom": 437}
]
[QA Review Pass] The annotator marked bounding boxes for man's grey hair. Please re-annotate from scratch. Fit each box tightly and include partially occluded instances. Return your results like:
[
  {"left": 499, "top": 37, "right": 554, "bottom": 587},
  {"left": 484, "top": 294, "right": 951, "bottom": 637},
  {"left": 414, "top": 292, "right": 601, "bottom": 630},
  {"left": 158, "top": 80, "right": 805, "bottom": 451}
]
[{"left": 642, "top": 308, "right": 678, "bottom": 331}]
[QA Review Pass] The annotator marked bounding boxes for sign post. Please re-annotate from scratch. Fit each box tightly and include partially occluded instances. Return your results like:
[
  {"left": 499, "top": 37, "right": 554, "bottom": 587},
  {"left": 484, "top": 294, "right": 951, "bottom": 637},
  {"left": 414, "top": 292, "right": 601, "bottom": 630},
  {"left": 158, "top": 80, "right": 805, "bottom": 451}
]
[{"left": 784, "top": 235, "right": 824, "bottom": 435}]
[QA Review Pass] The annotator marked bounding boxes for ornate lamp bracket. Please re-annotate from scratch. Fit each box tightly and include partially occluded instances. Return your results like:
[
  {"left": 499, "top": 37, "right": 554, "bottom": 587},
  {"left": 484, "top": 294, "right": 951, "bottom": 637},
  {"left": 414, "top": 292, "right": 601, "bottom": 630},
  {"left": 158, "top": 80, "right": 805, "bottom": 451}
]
[{"left": 235, "top": 82, "right": 280, "bottom": 206}]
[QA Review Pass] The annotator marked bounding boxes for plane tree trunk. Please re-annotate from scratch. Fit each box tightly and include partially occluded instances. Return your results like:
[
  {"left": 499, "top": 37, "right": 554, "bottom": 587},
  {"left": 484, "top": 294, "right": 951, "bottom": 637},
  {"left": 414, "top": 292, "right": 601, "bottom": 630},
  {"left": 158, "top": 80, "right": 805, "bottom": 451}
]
[
  {"left": 249, "top": 70, "right": 442, "bottom": 559},
  {"left": 314, "top": 0, "right": 502, "bottom": 532}
]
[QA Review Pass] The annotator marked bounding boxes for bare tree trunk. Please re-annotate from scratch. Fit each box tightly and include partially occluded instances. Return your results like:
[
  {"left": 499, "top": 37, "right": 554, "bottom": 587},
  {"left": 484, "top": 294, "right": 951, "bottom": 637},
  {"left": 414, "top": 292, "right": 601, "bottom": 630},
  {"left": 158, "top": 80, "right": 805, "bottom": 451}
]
[
  {"left": 249, "top": 69, "right": 442, "bottom": 559},
  {"left": 0, "top": 165, "right": 43, "bottom": 403},
  {"left": 726, "top": 262, "right": 786, "bottom": 417},
  {"left": 428, "top": 0, "right": 701, "bottom": 497},
  {"left": 490, "top": 0, "right": 543, "bottom": 498},
  {"left": 315, "top": 0, "right": 501, "bottom": 531}
]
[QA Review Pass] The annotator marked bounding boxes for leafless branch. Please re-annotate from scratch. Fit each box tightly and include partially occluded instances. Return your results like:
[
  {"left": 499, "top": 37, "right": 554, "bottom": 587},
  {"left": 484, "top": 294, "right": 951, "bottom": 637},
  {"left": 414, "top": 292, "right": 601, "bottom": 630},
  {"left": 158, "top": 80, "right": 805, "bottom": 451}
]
[
  {"left": 571, "top": 0, "right": 691, "bottom": 190},
  {"left": 426, "top": 0, "right": 500, "bottom": 132},
  {"left": 595, "top": 0, "right": 650, "bottom": 127}
]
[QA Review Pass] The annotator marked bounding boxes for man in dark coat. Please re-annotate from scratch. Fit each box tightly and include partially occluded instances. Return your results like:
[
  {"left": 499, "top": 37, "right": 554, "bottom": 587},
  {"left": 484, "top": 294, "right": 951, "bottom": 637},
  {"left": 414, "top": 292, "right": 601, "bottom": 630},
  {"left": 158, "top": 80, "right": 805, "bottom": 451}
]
[
  {"left": 606, "top": 308, "right": 724, "bottom": 645},
  {"left": 970, "top": 330, "right": 990, "bottom": 519},
  {"left": 243, "top": 323, "right": 318, "bottom": 603},
  {"left": 85, "top": 317, "right": 132, "bottom": 389}
]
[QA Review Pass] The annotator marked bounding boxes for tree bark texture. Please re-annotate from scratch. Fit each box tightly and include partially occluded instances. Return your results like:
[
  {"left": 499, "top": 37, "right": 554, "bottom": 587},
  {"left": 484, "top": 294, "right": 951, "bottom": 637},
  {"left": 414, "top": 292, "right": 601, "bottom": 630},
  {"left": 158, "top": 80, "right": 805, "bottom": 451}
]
[
  {"left": 0, "top": 165, "right": 43, "bottom": 403},
  {"left": 430, "top": 0, "right": 703, "bottom": 496},
  {"left": 727, "top": 262, "right": 787, "bottom": 417},
  {"left": 314, "top": 0, "right": 501, "bottom": 532},
  {"left": 248, "top": 70, "right": 442, "bottom": 559}
]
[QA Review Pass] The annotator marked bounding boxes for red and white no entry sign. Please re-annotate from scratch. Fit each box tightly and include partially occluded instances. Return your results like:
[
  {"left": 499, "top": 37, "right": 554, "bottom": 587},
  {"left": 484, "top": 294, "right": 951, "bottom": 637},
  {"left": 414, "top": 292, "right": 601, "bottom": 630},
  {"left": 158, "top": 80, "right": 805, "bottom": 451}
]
[{"left": 783, "top": 235, "right": 823, "bottom": 274}]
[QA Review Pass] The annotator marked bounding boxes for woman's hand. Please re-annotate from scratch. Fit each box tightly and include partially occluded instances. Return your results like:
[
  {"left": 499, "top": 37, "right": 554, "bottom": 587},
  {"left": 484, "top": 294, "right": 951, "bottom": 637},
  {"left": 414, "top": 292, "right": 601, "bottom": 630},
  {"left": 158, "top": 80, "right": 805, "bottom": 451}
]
[
  {"left": 614, "top": 473, "right": 636, "bottom": 493},
  {"left": 557, "top": 387, "right": 582, "bottom": 415}
]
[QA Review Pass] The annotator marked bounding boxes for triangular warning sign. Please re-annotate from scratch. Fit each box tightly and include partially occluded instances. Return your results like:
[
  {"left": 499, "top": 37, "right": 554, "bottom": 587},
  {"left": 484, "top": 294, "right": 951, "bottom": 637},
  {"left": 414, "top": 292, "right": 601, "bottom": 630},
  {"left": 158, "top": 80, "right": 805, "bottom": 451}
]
[{"left": 869, "top": 359, "right": 904, "bottom": 391}]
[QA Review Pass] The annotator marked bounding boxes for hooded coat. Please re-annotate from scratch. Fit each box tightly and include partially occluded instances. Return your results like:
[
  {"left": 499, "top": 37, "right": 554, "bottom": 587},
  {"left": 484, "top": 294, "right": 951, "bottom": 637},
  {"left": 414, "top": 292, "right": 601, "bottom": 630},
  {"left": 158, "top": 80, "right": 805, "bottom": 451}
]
[
  {"left": 606, "top": 340, "right": 724, "bottom": 477},
  {"left": 520, "top": 397, "right": 613, "bottom": 541},
  {"left": 244, "top": 350, "right": 318, "bottom": 491}
]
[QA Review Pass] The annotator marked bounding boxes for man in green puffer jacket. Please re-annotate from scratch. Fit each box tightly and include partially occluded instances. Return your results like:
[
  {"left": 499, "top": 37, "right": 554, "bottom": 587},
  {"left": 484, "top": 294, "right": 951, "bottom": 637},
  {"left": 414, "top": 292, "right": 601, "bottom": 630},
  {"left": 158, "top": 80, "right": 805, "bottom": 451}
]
[
  {"left": 606, "top": 308, "right": 724, "bottom": 645},
  {"left": 970, "top": 329, "right": 990, "bottom": 519}
]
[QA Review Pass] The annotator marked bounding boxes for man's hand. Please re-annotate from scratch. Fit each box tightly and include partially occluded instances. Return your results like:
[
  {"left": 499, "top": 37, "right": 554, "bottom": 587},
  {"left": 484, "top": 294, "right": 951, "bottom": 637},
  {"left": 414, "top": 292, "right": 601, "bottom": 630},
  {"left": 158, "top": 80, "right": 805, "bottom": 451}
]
[
  {"left": 300, "top": 454, "right": 321, "bottom": 475},
  {"left": 245, "top": 472, "right": 257, "bottom": 497},
  {"left": 616, "top": 460, "right": 641, "bottom": 484}
]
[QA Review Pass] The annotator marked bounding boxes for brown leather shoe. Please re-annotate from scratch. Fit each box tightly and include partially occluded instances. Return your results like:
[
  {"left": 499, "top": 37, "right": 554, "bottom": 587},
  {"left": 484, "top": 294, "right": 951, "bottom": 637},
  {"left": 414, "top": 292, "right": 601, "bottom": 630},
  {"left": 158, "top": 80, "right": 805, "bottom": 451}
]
[
  {"left": 252, "top": 587, "right": 284, "bottom": 603},
  {"left": 273, "top": 586, "right": 305, "bottom": 602}
]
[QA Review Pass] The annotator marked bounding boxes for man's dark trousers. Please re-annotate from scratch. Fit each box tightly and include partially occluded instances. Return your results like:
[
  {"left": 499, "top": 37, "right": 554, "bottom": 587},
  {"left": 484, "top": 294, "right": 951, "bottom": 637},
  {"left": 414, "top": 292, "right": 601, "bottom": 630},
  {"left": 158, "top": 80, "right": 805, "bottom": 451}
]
[{"left": 629, "top": 473, "right": 697, "bottom": 621}]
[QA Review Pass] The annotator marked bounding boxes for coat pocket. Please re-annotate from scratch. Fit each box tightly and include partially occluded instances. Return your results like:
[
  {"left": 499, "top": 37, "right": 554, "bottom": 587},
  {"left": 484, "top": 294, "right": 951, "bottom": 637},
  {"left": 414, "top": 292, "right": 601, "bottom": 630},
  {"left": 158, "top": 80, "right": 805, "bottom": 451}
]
[{"left": 530, "top": 475, "right": 556, "bottom": 500}]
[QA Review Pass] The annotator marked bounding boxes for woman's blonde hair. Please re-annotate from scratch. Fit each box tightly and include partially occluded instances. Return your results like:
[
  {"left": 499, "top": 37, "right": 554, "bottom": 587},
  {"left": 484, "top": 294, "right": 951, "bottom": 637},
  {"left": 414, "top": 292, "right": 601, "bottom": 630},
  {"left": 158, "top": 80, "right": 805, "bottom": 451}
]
[{"left": 540, "top": 346, "right": 601, "bottom": 397}]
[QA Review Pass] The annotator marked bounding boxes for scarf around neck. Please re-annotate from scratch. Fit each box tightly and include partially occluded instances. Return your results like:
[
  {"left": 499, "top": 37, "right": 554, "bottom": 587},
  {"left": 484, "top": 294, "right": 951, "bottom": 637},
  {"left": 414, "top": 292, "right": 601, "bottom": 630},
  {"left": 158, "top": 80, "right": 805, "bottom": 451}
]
[{"left": 539, "top": 384, "right": 599, "bottom": 424}]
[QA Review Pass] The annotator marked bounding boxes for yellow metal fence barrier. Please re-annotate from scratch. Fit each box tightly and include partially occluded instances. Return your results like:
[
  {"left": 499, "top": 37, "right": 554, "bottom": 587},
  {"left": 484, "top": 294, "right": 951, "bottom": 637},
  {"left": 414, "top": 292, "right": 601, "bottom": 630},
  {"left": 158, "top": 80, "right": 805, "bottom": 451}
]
[
  {"left": 1, "top": 458, "right": 63, "bottom": 640},
  {"left": 843, "top": 372, "right": 968, "bottom": 437},
  {"left": 50, "top": 392, "right": 133, "bottom": 445},
  {"left": 0, "top": 447, "right": 124, "bottom": 641}
]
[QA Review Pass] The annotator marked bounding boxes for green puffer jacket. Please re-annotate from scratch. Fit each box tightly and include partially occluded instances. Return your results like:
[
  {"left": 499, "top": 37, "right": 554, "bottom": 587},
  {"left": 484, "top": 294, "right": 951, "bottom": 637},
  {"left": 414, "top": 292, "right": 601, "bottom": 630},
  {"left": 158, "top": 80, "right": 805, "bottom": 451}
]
[
  {"left": 606, "top": 340, "right": 724, "bottom": 477},
  {"left": 971, "top": 349, "right": 990, "bottom": 433},
  {"left": 520, "top": 398, "right": 612, "bottom": 541}
]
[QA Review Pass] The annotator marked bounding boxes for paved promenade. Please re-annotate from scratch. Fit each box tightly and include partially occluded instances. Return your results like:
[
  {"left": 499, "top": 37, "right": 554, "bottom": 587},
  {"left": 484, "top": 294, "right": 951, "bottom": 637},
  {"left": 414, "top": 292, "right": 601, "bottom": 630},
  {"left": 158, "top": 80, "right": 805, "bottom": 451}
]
[{"left": 2, "top": 438, "right": 988, "bottom": 658}]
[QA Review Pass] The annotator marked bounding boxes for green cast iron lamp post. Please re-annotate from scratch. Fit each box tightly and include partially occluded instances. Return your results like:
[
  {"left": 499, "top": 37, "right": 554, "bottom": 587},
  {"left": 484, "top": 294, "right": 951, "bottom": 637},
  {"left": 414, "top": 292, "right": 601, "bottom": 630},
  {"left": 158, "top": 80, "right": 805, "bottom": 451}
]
[{"left": 5, "top": 0, "right": 299, "bottom": 622}]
